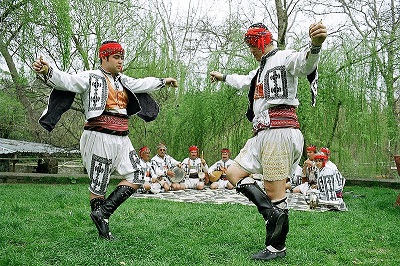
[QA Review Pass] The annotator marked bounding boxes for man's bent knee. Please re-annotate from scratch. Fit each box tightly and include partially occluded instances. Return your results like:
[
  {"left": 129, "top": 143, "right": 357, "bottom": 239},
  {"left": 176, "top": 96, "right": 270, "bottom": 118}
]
[
  {"left": 226, "top": 165, "right": 250, "bottom": 186},
  {"left": 264, "top": 180, "right": 287, "bottom": 200}
]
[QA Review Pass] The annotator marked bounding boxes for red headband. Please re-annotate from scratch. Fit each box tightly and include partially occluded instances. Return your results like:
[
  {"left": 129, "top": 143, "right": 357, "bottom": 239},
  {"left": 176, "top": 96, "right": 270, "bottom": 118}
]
[
  {"left": 189, "top": 145, "right": 198, "bottom": 151},
  {"left": 306, "top": 145, "right": 317, "bottom": 152},
  {"left": 320, "top": 147, "right": 330, "bottom": 155},
  {"left": 221, "top": 148, "right": 230, "bottom": 153},
  {"left": 98, "top": 42, "right": 124, "bottom": 58},
  {"left": 139, "top": 146, "right": 149, "bottom": 154},
  {"left": 244, "top": 28, "right": 272, "bottom": 53},
  {"left": 314, "top": 153, "right": 327, "bottom": 167},
  {"left": 314, "top": 153, "right": 328, "bottom": 161}
]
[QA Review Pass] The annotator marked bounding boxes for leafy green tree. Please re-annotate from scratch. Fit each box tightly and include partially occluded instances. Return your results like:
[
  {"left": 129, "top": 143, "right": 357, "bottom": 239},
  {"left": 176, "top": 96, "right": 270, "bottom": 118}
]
[
  {"left": 0, "top": 0, "right": 398, "bottom": 178},
  {"left": 0, "top": 91, "right": 26, "bottom": 139}
]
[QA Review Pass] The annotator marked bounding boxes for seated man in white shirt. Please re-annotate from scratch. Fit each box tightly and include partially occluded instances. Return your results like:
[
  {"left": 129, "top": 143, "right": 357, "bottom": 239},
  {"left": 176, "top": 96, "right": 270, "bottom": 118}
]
[
  {"left": 320, "top": 147, "right": 345, "bottom": 197},
  {"left": 314, "top": 152, "right": 344, "bottom": 202},
  {"left": 292, "top": 145, "right": 318, "bottom": 194},
  {"left": 151, "top": 143, "right": 182, "bottom": 191},
  {"left": 139, "top": 146, "right": 168, "bottom": 194},
  {"left": 181, "top": 145, "right": 208, "bottom": 190},
  {"left": 208, "top": 148, "right": 235, "bottom": 190}
]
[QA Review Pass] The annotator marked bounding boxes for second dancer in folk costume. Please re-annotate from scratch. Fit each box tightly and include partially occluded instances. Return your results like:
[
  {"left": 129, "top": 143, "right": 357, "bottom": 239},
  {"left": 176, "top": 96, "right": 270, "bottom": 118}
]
[
  {"left": 32, "top": 40, "right": 178, "bottom": 240},
  {"left": 210, "top": 21, "right": 327, "bottom": 260}
]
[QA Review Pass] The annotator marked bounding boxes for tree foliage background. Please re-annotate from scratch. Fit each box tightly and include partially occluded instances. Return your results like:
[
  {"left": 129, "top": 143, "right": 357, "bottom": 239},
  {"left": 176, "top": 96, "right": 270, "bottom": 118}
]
[{"left": 0, "top": 0, "right": 399, "bottom": 178}]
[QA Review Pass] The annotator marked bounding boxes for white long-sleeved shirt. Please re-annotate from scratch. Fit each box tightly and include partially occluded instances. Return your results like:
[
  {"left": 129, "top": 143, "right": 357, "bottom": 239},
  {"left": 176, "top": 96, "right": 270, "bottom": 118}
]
[
  {"left": 181, "top": 157, "right": 208, "bottom": 176},
  {"left": 225, "top": 48, "right": 319, "bottom": 128},
  {"left": 208, "top": 158, "right": 234, "bottom": 174},
  {"left": 41, "top": 67, "right": 164, "bottom": 120},
  {"left": 151, "top": 154, "right": 180, "bottom": 177}
]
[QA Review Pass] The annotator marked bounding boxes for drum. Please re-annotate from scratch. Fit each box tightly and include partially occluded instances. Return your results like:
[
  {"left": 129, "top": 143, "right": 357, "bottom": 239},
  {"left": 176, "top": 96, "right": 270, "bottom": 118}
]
[
  {"left": 209, "top": 170, "right": 222, "bottom": 182},
  {"left": 198, "top": 172, "right": 205, "bottom": 180},
  {"left": 169, "top": 167, "right": 185, "bottom": 183}
]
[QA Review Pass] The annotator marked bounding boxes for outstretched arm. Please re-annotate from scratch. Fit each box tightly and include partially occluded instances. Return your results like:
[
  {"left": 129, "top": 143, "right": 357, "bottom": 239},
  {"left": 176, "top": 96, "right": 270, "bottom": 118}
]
[{"left": 209, "top": 69, "right": 257, "bottom": 90}]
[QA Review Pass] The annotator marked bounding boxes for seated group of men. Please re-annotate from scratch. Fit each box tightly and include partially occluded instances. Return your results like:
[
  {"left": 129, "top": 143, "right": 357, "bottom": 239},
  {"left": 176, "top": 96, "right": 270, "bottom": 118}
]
[
  {"left": 137, "top": 143, "right": 235, "bottom": 194},
  {"left": 288, "top": 145, "right": 345, "bottom": 203},
  {"left": 138, "top": 143, "right": 345, "bottom": 205}
]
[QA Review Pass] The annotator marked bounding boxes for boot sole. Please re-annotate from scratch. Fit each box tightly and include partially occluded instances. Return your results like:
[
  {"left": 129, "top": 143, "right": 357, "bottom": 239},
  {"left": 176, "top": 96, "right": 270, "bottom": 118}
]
[
  {"left": 251, "top": 249, "right": 286, "bottom": 260},
  {"left": 90, "top": 212, "right": 111, "bottom": 240}
]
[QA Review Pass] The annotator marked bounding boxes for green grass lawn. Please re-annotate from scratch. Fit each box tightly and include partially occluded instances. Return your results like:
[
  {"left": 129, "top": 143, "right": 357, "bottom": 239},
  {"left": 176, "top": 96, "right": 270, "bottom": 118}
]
[{"left": 0, "top": 184, "right": 399, "bottom": 266}]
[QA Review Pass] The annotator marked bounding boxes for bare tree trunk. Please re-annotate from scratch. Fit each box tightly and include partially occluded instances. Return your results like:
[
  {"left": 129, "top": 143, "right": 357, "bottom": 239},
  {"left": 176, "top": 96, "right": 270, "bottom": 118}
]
[
  {"left": 0, "top": 42, "right": 35, "bottom": 119},
  {"left": 275, "top": 0, "right": 288, "bottom": 49}
]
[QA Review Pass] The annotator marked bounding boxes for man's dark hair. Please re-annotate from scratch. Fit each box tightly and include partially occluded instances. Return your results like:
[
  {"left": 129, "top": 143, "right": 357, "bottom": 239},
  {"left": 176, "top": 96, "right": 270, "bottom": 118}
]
[
  {"left": 249, "top": 23, "right": 268, "bottom": 30},
  {"left": 101, "top": 40, "right": 118, "bottom": 45}
]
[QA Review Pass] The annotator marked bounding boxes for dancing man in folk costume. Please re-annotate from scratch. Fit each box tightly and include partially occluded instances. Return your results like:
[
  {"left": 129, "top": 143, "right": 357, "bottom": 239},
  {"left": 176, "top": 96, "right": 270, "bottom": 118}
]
[
  {"left": 32, "top": 40, "right": 178, "bottom": 240},
  {"left": 210, "top": 21, "right": 327, "bottom": 260}
]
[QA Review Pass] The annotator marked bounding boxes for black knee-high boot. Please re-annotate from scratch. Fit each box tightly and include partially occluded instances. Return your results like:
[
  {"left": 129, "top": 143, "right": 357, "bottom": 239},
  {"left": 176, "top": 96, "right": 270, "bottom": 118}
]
[
  {"left": 250, "top": 199, "right": 288, "bottom": 261},
  {"left": 271, "top": 209, "right": 289, "bottom": 250},
  {"left": 90, "top": 185, "right": 135, "bottom": 240},
  {"left": 90, "top": 197, "right": 105, "bottom": 212},
  {"left": 236, "top": 181, "right": 286, "bottom": 246}
]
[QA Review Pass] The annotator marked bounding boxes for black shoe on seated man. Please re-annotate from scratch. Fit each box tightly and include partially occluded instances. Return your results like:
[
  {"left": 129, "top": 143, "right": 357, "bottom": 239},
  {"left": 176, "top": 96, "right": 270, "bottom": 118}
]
[{"left": 251, "top": 246, "right": 286, "bottom": 261}]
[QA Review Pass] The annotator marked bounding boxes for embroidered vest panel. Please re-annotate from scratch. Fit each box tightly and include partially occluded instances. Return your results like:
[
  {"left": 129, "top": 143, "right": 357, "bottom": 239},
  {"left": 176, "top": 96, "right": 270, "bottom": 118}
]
[
  {"left": 85, "top": 72, "right": 141, "bottom": 119},
  {"left": 257, "top": 65, "right": 289, "bottom": 101},
  {"left": 88, "top": 73, "right": 107, "bottom": 112}
]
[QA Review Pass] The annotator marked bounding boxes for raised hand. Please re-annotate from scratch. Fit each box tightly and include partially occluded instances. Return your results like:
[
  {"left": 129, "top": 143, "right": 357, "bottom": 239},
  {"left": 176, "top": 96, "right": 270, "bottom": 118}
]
[
  {"left": 309, "top": 21, "right": 327, "bottom": 46},
  {"left": 32, "top": 56, "right": 49, "bottom": 75},
  {"left": 164, "top": 78, "right": 179, "bottom": 87},
  {"left": 210, "top": 71, "right": 223, "bottom": 83}
]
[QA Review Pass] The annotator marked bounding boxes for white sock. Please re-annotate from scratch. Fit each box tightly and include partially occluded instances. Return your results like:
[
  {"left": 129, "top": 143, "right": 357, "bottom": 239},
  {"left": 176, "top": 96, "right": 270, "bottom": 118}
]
[{"left": 267, "top": 245, "right": 286, "bottom": 252}]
